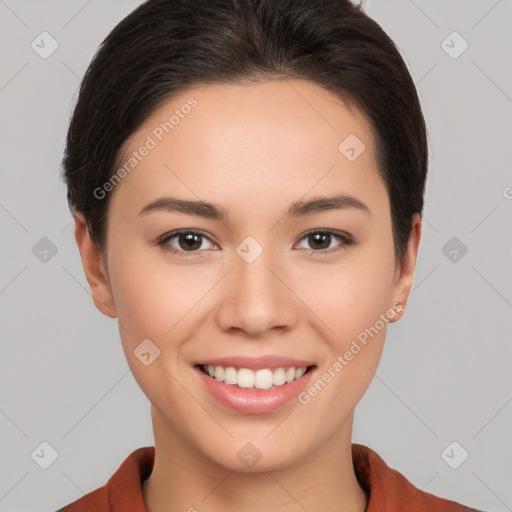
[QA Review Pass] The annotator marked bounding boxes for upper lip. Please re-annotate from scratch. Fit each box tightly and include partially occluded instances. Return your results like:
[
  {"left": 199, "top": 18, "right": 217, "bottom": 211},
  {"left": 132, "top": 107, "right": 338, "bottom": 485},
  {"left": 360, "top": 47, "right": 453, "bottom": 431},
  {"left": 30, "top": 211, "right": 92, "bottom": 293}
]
[{"left": 196, "top": 355, "right": 316, "bottom": 370}]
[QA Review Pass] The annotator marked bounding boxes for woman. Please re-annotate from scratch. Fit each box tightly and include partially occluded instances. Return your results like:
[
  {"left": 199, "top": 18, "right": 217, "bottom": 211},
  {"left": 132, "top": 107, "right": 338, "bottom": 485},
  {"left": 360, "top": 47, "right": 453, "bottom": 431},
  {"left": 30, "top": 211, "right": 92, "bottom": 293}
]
[{"left": 58, "top": 0, "right": 483, "bottom": 510}]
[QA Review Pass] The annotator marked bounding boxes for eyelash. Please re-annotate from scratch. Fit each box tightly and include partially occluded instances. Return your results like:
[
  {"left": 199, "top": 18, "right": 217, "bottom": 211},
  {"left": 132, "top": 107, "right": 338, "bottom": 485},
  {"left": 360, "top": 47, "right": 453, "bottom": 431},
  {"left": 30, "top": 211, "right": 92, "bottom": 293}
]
[{"left": 156, "top": 229, "right": 355, "bottom": 257}]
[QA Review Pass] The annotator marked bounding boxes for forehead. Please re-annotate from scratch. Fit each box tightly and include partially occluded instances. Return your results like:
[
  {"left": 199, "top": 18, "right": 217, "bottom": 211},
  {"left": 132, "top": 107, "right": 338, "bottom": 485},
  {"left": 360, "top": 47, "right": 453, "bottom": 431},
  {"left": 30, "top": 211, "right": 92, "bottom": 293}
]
[{"left": 110, "top": 79, "right": 386, "bottom": 219}]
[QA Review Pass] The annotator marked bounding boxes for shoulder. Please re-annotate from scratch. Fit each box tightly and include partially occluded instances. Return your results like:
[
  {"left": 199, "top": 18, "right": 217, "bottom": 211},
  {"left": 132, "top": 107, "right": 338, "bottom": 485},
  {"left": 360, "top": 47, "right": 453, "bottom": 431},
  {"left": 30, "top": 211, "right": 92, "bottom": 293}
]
[
  {"left": 351, "top": 443, "right": 485, "bottom": 512},
  {"left": 55, "top": 446, "right": 155, "bottom": 512}
]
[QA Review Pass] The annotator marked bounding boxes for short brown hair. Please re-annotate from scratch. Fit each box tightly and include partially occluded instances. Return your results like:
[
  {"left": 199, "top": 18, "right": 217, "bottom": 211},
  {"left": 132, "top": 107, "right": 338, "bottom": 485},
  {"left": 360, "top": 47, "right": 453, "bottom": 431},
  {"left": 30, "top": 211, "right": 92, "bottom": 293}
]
[{"left": 62, "top": 0, "right": 428, "bottom": 268}]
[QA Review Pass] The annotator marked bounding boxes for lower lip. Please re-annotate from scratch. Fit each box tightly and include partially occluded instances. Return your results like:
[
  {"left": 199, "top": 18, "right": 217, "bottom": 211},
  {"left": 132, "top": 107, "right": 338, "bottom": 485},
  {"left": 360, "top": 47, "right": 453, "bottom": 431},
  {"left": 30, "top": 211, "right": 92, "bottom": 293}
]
[{"left": 195, "top": 366, "right": 315, "bottom": 414}]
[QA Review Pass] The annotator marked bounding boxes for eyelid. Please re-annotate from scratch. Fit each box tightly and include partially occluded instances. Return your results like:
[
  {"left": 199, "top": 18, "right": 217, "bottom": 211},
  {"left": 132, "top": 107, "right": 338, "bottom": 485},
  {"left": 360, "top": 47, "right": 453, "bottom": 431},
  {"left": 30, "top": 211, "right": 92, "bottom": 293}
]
[
  {"left": 294, "top": 229, "right": 354, "bottom": 254},
  {"left": 157, "top": 229, "right": 218, "bottom": 255},
  {"left": 157, "top": 228, "right": 354, "bottom": 256}
]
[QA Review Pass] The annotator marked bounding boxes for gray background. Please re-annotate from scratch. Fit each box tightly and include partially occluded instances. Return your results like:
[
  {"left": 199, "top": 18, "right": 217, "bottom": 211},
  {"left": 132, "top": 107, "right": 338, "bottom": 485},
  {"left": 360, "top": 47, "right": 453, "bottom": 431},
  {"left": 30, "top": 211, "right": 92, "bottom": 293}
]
[{"left": 1, "top": 0, "right": 511, "bottom": 511}]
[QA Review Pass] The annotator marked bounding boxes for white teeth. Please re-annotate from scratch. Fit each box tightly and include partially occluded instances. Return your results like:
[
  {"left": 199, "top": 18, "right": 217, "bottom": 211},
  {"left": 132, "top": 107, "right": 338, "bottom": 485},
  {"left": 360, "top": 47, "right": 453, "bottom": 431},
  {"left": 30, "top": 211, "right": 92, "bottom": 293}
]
[
  {"left": 214, "top": 366, "right": 225, "bottom": 382},
  {"left": 285, "top": 367, "right": 296, "bottom": 383},
  {"left": 273, "top": 367, "right": 286, "bottom": 386},
  {"left": 295, "top": 367, "right": 306, "bottom": 379},
  {"left": 224, "top": 366, "right": 238, "bottom": 385},
  {"left": 237, "top": 368, "right": 254, "bottom": 388},
  {"left": 203, "top": 364, "right": 311, "bottom": 389},
  {"left": 254, "top": 369, "right": 274, "bottom": 390}
]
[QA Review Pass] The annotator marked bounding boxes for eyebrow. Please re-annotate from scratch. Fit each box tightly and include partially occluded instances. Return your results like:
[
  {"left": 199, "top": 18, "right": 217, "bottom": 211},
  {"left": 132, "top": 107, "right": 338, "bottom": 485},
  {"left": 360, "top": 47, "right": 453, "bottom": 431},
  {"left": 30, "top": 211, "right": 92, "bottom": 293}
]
[{"left": 137, "top": 193, "right": 370, "bottom": 220}]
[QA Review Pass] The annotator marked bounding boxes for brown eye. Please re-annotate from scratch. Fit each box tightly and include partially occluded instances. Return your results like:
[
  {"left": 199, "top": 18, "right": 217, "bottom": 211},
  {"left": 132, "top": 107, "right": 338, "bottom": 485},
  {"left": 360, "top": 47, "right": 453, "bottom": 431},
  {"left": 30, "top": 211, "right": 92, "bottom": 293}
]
[
  {"left": 177, "top": 232, "right": 202, "bottom": 251},
  {"left": 296, "top": 230, "right": 354, "bottom": 254},
  {"left": 158, "top": 230, "right": 216, "bottom": 254},
  {"left": 308, "top": 232, "right": 332, "bottom": 250}
]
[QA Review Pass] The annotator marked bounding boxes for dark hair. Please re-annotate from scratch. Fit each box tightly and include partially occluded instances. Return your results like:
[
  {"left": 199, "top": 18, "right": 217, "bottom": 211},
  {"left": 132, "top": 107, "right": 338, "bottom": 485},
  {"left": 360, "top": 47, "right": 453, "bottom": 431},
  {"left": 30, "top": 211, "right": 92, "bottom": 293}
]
[{"left": 62, "top": 0, "right": 428, "bottom": 268}]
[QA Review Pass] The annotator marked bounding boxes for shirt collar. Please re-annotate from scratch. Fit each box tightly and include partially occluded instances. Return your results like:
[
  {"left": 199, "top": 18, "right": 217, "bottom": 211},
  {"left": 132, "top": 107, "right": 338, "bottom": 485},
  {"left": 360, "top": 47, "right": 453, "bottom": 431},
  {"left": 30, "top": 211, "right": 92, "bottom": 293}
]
[{"left": 103, "top": 443, "right": 477, "bottom": 511}]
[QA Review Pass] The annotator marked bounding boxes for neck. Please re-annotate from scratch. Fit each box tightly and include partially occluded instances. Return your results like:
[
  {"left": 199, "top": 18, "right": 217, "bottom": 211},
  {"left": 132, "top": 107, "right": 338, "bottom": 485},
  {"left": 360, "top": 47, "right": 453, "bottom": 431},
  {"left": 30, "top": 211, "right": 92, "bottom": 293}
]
[{"left": 142, "top": 408, "right": 368, "bottom": 512}]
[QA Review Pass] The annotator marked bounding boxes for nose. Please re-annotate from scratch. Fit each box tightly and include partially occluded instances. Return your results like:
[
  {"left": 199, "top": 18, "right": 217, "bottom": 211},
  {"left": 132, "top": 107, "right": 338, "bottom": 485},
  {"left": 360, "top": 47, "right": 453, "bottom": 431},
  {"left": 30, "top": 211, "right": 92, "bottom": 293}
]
[{"left": 215, "top": 248, "right": 300, "bottom": 338}]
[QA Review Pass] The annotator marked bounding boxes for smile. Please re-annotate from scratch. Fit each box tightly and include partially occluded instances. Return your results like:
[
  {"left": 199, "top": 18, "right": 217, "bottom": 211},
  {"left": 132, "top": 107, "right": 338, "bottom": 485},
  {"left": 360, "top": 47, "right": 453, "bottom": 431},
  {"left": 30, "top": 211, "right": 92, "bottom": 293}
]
[
  {"left": 194, "top": 358, "right": 317, "bottom": 414},
  {"left": 199, "top": 364, "right": 314, "bottom": 391}
]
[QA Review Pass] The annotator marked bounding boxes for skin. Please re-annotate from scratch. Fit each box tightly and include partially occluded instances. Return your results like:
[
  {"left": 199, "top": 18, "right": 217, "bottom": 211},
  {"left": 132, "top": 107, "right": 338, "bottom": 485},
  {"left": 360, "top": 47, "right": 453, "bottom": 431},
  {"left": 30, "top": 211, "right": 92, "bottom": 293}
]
[{"left": 74, "top": 79, "right": 421, "bottom": 512}]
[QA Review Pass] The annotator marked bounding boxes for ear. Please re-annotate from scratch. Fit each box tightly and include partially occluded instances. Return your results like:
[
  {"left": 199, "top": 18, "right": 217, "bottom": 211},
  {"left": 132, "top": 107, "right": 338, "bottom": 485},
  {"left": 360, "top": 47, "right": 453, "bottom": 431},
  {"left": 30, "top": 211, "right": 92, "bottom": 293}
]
[
  {"left": 388, "top": 213, "right": 422, "bottom": 323},
  {"left": 73, "top": 212, "right": 117, "bottom": 318}
]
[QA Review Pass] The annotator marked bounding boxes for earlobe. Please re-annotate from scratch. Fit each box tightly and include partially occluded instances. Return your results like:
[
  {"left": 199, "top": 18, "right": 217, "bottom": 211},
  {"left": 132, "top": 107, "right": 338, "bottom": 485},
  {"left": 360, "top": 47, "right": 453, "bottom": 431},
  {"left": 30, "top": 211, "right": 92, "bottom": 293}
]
[
  {"left": 388, "top": 213, "right": 422, "bottom": 322},
  {"left": 73, "top": 212, "right": 117, "bottom": 318}
]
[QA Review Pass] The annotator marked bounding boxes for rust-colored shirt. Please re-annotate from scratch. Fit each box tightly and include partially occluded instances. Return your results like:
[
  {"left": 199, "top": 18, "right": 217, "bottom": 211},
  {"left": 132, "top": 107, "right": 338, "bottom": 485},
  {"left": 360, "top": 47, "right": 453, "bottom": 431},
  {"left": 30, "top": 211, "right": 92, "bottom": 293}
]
[{"left": 57, "top": 444, "right": 483, "bottom": 511}]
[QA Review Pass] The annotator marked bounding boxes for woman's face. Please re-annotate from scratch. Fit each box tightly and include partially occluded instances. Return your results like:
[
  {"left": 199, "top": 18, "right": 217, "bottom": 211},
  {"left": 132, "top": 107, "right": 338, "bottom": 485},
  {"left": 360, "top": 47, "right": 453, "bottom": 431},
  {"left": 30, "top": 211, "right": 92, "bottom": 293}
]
[{"left": 77, "top": 79, "right": 420, "bottom": 471}]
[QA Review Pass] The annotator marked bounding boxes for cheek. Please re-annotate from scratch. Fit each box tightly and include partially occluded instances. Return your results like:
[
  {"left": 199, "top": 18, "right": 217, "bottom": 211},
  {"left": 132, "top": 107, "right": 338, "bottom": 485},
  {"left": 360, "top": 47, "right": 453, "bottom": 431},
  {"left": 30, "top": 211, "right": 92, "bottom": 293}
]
[
  {"left": 106, "top": 246, "right": 214, "bottom": 400},
  {"left": 293, "top": 239, "right": 395, "bottom": 404},
  {"left": 107, "top": 240, "right": 225, "bottom": 355},
  {"left": 297, "top": 251, "right": 395, "bottom": 344},
  {"left": 293, "top": 258, "right": 393, "bottom": 440}
]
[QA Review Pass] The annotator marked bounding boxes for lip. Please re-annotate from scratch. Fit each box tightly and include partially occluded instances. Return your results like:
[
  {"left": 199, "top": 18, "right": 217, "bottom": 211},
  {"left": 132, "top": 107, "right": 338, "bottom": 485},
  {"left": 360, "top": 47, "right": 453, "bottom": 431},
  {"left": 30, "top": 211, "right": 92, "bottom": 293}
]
[
  {"left": 194, "top": 363, "right": 316, "bottom": 414},
  {"left": 196, "top": 355, "right": 315, "bottom": 370}
]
